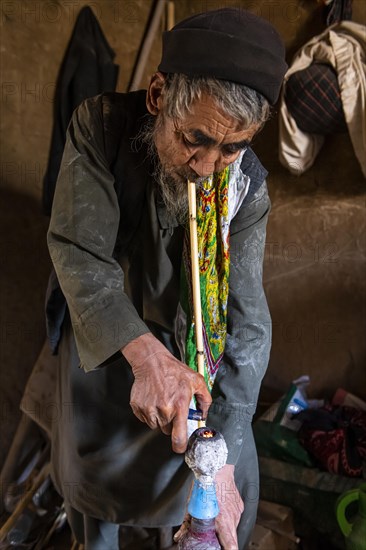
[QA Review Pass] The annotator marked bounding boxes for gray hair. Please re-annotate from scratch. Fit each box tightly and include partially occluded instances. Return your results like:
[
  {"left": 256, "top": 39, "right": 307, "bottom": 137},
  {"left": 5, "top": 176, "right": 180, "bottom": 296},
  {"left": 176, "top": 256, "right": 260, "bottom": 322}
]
[{"left": 161, "top": 73, "right": 271, "bottom": 129}]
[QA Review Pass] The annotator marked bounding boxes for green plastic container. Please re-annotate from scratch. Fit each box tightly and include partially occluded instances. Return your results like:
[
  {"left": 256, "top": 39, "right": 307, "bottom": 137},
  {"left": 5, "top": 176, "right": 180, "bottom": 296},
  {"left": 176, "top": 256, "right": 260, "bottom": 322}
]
[{"left": 336, "top": 483, "right": 366, "bottom": 550}]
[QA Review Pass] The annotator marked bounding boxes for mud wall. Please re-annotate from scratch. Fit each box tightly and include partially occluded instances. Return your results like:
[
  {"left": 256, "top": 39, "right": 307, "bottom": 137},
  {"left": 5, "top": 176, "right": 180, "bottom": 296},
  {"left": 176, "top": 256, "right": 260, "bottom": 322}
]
[{"left": 1, "top": 0, "right": 365, "bottom": 466}]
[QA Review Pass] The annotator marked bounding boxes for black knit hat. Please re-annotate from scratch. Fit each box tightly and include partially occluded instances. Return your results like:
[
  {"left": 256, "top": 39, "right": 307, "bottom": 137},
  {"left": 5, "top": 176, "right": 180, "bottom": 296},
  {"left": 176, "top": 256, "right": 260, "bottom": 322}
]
[{"left": 158, "top": 8, "right": 288, "bottom": 105}]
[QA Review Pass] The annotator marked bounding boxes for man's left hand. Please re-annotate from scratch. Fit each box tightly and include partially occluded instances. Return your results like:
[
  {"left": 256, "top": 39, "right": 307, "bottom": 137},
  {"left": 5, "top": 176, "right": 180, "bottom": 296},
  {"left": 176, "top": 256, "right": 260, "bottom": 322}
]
[
  {"left": 174, "top": 464, "right": 244, "bottom": 549},
  {"left": 215, "top": 464, "right": 244, "bottom": 549}
]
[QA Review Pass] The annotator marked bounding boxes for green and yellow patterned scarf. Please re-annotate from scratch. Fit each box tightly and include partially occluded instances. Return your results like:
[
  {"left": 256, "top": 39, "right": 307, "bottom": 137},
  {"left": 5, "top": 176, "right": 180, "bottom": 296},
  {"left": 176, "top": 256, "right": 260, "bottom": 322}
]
[{"left": 181, "top": 167, "right": 230, "bottom": 391}]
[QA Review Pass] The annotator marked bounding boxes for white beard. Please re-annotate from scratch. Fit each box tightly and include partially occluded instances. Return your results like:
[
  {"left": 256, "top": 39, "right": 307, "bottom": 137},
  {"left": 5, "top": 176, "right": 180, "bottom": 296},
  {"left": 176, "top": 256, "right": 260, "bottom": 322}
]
[{"left": 134, "top": 114, "right": 200, "bottom": 224}]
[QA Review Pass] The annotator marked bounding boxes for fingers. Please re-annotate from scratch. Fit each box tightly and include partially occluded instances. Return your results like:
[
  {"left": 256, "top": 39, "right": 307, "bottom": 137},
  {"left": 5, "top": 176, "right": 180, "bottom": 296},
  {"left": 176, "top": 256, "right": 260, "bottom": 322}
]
[
  {"left": 216, "top": 509, "right": 240, "bottom": 550},
  {"left": 130, "top": 402, "right": 173, "bottom": 435},
  {"left": 214, "top": 464, "right": 243, "bottom": 549},
  {"left": 173, "top": 514, "right": 191, "bottom": 543},
  {"left": 171, "top": 407, "right": 188, "bottom": 453},
  {"left": 195, "top": 395, "right": 212, "bottom": 419},
  {"left": 129, "top": 402, "right": 145, "bottom": 424},
  {"left": 216, "top": 518, "right": 239, "bottom": 550},
  {"left": 194, "top": 376, "right": 212, "bottom": 418},
  {"left": 130, "top": 352, "right": 213, "bottom": 452},
  {"left": 160, "top": 423, "right": 172, "bottom": 436}
]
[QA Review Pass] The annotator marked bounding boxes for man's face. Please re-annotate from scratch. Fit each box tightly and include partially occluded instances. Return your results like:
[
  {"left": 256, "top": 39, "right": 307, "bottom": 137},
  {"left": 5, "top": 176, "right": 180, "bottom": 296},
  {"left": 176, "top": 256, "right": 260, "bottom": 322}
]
[{"left": 154, "top": 93, "right": 259, "bottom": 184}]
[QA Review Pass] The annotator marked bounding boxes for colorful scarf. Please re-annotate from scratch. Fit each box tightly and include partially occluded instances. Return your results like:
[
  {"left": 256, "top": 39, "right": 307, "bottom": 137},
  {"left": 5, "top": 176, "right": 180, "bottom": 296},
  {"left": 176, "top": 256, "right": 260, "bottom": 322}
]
[{"left": 181, "top": 167, "right": 231, "bottom": 391}]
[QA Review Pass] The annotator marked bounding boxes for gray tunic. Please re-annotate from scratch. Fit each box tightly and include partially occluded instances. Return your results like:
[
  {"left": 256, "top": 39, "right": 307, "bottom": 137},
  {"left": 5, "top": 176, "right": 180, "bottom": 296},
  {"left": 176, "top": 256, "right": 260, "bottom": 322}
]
[{"left": 47, "top": 92, "right": 271, "bottom": 540}]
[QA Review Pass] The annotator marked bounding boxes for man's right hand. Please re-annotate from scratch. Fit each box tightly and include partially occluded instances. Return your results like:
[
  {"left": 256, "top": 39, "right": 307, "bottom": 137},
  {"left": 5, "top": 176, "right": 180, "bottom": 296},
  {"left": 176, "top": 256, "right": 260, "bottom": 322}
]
[{"left": 121, "top": 333, "right": 212, "bottom": 453}]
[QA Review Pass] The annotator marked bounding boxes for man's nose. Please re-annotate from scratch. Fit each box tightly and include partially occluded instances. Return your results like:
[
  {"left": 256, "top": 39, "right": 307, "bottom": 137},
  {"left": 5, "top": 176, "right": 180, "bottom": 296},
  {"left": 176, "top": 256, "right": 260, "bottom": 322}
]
[{"left": 188, "top": 149, "right": 221, "bottom": 177}]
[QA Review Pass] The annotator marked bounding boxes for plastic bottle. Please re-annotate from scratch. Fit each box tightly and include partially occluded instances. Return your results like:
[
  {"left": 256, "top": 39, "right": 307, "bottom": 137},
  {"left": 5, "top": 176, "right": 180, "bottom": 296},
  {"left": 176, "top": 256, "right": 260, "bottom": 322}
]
[{"left": 178, "top": 517, "right": 221, "bottom": 549}]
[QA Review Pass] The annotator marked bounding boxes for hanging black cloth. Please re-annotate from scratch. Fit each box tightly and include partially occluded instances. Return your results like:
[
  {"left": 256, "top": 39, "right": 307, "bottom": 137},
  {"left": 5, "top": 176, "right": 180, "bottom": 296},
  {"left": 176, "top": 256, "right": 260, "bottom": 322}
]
[
  {"left": 42, "top": 6, "right": 119, "bottom": 215},
  {"left": 324, "top": 0, "right": 353, "bottom": 26}
]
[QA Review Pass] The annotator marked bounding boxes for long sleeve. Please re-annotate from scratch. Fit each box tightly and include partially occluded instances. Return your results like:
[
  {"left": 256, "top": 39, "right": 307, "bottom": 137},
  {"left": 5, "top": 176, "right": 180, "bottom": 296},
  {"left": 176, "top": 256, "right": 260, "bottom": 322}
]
[
  {"left": 47, "top": 96, "right": 150, "bottom": 371},
  {"left": 206, "top": 181, "right": 271, "bottom": 464}
]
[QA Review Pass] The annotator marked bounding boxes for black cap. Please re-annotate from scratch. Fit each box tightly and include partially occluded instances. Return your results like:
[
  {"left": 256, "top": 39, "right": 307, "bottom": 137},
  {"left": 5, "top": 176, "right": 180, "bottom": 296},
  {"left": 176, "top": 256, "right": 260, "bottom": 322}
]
[{"left": 158, "top": 8, "right": 288, "bottom": 105}]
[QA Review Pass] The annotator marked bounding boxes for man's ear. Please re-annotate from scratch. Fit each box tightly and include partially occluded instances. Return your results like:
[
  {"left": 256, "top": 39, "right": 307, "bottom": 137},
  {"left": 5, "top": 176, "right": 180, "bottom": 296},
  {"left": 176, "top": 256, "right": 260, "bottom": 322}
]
[{"left": 146, "top": 72, "right": 166, "bottom": 115}]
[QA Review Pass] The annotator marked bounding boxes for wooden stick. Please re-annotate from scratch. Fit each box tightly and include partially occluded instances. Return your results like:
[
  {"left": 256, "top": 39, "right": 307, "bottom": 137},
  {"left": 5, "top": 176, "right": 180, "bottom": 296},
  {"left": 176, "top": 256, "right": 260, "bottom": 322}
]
[
  {"left": 166, "top": 1, "right": 175, "bottom": 30},
  {"left": 187, "top": 181, "right": 205, "bottom": 428},
  {"left": 34, "top": 505, "right": 67, "bottom": 549},
  {"left": 128, "top": 0, "right": 167, "bottom": 92},
  {"left": 0, "top": 462, "right": 51, "bottom": 542}
]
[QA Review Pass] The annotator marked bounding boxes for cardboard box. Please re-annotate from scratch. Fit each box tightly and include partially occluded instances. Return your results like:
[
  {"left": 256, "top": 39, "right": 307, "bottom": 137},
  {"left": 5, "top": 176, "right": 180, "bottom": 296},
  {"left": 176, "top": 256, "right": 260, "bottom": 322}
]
[
  {"left": 249, "top": 500, "right": 298, "bottom": 550},
  {"left": 258, "top": 456, "right": 361, "bottom": 549}
]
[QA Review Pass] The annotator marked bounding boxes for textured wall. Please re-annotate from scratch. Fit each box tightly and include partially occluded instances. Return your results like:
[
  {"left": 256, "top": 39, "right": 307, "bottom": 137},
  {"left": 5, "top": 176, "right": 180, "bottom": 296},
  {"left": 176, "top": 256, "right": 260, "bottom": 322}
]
[
  {"left": 1, "top": 0, "right": 365, "bottom": 467},
  {"left": 259, "top": 127, "right": 366, "bottom": 400},
  {"left": 0, "top": 0, "right": 163, "bottom": 199}
]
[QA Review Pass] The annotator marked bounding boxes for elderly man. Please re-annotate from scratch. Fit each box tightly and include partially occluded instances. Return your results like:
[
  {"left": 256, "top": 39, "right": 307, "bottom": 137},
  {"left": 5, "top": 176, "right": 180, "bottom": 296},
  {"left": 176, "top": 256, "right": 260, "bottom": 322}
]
[{"left": 47, "top": 8, "right": 287, "bottom": 549}]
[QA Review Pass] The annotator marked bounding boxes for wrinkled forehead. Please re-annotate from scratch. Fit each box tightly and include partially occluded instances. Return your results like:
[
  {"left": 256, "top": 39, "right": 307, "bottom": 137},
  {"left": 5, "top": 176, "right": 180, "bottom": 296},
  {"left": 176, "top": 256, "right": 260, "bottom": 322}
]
[{"left": 162, "top": 94, "right": 259, "bottom": 143}]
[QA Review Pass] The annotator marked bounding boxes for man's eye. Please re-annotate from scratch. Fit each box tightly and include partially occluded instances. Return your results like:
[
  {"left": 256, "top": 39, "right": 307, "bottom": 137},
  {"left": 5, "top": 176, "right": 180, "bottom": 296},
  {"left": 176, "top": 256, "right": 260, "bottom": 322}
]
[
  {"left": 182, "top": 135, "right": 198, "bottom": 148},
  {"left": 222, "top": 144, "right": 248, "bottom": 157},
  {"left": 222, "top": 147, "right": 238, "bottom": 157}
]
